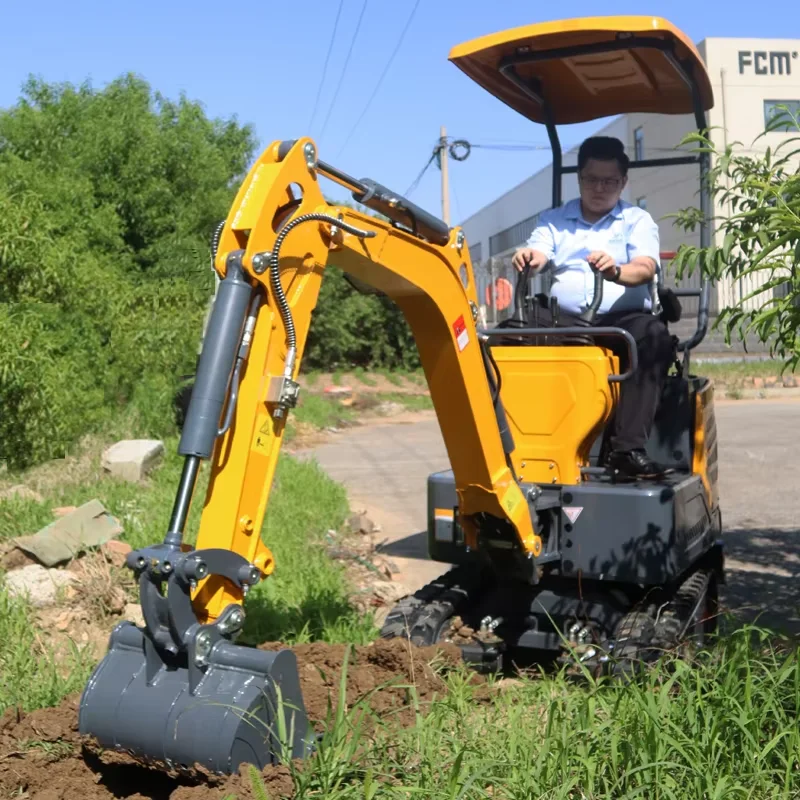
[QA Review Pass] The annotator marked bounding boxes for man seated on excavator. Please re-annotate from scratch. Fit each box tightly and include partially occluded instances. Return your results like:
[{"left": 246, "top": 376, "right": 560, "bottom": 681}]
[{"left": 512, "top": 135, "right": 675, "bottom": 481}]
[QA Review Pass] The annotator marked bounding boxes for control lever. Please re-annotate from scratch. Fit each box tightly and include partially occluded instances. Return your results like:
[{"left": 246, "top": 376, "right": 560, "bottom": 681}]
[{"left": 578, "top": 269, "right": 605, "bottom": 325}]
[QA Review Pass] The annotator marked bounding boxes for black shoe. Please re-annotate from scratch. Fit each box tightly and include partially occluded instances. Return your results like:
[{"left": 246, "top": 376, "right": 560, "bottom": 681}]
[{"left": 606, "top": 449, "right": 674, "bottom": 481}]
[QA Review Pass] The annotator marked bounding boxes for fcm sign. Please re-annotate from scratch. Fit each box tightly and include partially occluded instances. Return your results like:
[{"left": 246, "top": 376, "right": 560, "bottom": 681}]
[{"left": 738, "top": 50, "right": 797, "bottom": 75}]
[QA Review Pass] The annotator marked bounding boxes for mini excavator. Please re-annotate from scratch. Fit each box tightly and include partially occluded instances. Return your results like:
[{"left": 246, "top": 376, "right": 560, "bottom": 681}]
[{"left": 79, "top": 14, "right": 724, "bottom": 777}]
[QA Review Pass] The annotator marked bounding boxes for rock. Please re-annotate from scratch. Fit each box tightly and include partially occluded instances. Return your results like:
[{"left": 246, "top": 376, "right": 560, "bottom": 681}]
[
  {"left": 13, "top": 499, "right": 123, "bottom": 567},
  {"left": 102, "top": 439, "right": 165, "bottom": 482},
  {"left": 0, "top": 543, "right": 38, "bottom": 571},
  {"left": 4, "top": 564, "right": 76, "bottom": 607},
  {"left": 0, "top": 485, "right": 43, "bottom": 503},
  {"left": 377, "top": 401, "right": 405, "bottom": 416},
  {"left": 52, "top": 506, "right": 78, "bottom": 517},
  {"left": 123, "top": 603, "right": 145, "bottom": 627},
  {"left": 100, "top": 539, "right": 132, "bottom": 567},
  {"left": 368, "top": 580, "right": 412, "bottom": 605},
  {"left": 782, "top": 375, "right": 797, "bottom": 388},
  {"left": 348, "top": 513, "right": 380, "bottom": 535},
  {"left": 372, "top": 555, "right": 400, "bottom": 578}
]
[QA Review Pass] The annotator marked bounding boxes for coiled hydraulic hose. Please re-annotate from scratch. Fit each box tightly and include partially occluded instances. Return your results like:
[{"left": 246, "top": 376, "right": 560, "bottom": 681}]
[
  {"left": 268, "top": 213, "right": 376, "bottom": 375},
  {"left": 210, "top": 220, "right": 225, "bottom": 261}
]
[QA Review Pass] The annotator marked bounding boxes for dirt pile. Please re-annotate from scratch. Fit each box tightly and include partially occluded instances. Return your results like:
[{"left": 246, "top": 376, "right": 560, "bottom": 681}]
[
  {"left": 0, "top": 638, "right": 465, "bottom": 799},
  {"left": 259, "top": 637, "right": 465, "bottom": 730}
]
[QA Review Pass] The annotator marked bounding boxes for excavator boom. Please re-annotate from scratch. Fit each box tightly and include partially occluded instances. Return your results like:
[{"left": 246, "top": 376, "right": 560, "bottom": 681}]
[{"left": 78, "top": 137, "right": 539, "bottom": 774}]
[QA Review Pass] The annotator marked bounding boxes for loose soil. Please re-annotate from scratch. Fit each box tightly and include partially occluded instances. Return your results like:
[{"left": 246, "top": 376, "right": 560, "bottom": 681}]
[{"left": 0, "top": 638, "right": 466, "bottom": 800}]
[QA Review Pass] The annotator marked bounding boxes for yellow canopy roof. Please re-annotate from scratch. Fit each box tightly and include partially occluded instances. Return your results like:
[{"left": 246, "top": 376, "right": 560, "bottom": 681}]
[{"left": 449, "top": 16, "right": 714, "bottom": 125}]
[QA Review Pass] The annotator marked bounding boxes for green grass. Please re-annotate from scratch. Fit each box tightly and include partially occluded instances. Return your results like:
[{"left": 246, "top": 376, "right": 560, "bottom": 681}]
[
  {"left": 697, "top": 358, "right": 795, "bottom": 385},
  {"left": 0, "top": 433, "right": 376, "bottom": 716},
  {"left": 352, "top": 367, "right": 378, "bottom": 387},
  {"left": 246, "top": 627, "right": 800, "bottom": 800},
  {"left": 285, "top": 392, "right": 358, "bottom": 443},
  {"left": 375, "top": 391, "right": 434, "bottom": 411},
  {"left": 0, "top": 585, "right": 95, "bottom": 714},
  {"left": 241, "top": 455, "right": 377, "bottom": 646}
]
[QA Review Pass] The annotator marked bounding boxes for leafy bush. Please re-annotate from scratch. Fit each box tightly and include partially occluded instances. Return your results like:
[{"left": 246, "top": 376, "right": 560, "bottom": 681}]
[
  {"left": 0, "top": 74, "right": 422, "bottom": 470},
  {"left": 303, "top": 266, "right": 421, "bottom": 371},
  {"left": 671, "top": 108, "right": 800, "bottom": 369},
  {"left": 0, "top": 75, "right": 255, "bottom": 470}
]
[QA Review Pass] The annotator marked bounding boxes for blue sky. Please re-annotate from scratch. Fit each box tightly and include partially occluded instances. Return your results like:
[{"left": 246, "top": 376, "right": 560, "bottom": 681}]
[{"left": 1, "top": 1, "right": 795, "bottom": 225}]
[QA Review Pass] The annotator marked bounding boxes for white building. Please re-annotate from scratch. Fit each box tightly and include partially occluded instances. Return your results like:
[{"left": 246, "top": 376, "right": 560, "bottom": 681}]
[{"left": 460, "top": 36, "right": 800, "bottom": 326}]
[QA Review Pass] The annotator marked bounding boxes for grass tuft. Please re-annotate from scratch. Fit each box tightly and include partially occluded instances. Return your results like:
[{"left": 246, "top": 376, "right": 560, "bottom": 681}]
[{"left": 248, "top": 626, "right": 800, "bottom": 799}]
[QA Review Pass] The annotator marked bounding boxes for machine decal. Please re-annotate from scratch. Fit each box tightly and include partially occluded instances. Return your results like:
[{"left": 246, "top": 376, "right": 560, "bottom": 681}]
[
  {"left": 251, "top": 413, "right": 272, "bottom": 455},
  {"left": 563, "top": 506, "right": 584, "bottom": 524},
  {"left": 453, "top": 314, "right": 469, "bottom": 351}
]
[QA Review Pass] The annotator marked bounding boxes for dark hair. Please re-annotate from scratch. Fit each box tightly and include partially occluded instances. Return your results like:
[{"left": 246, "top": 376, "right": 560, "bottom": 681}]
[{"left": 578, "top": 136, "right": 630, "bottom": 175}]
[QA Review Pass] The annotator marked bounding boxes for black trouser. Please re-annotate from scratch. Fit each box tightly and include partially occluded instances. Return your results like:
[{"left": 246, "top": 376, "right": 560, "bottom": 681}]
[{"left": 521, "top": 303, "right": 675, "bottom": 452}]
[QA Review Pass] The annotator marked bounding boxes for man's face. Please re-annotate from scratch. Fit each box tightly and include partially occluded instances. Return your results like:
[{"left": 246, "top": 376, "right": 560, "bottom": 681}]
[{"left": 578, "top": 158, "right": 627, "bottom": 215}]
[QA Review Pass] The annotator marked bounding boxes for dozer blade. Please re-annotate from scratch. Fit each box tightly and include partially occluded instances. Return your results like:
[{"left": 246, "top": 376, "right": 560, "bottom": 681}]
[{"left": 78, "top": 543, "right": 313, "bottom": 774}]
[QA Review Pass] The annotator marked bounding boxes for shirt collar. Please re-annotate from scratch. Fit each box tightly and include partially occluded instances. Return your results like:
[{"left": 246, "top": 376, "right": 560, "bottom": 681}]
[{"left": 564, "top": 198, "right": 624, "bottom": 223}]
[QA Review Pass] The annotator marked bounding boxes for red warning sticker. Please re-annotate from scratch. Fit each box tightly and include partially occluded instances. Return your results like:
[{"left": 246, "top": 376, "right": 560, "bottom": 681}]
[{"left": 453, "top": 315, "right": 469, "bottom": 352}]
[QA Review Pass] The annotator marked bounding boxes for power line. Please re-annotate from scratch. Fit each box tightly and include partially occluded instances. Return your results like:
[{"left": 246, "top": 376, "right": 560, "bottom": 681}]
[
  {"left": 318, "top": 0, "right": 370, "bottom": 144},
  {"left": 335, "top": 0, "right": 422, "bottom": 158},
  {"left": 405, "top": 150, "right": 437, "bottom": 196},
  {"left": 307, "top": 0, "right": 345, "bottom": 134}
]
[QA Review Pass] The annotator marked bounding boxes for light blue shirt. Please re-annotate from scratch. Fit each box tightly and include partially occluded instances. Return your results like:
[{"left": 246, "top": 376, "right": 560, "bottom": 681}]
[{"left": 526, "top": 198, "right": 660, "bottom": 315}]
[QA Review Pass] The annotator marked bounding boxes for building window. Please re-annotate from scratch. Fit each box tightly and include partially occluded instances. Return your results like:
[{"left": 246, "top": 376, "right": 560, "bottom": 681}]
[
  {"left": 637, "top": 196, "right": 647, "bottom": 209},
  {"left": 469, "top": 242, "right": 483, "bottom": 265},
  {"left": 764, "top": 100, "right": 800, "bottom": 131},
  {"left": 634, "top": 126, "right": 644, "bottom": 160}
]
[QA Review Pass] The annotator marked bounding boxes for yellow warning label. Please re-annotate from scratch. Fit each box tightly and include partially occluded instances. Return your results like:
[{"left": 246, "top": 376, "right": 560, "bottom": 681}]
[
  {"left": 502, "top": 490, "right": 520, "bottom": 517},
  {"left": 251, "top": 413, "right": 273, "bottom": 455}
]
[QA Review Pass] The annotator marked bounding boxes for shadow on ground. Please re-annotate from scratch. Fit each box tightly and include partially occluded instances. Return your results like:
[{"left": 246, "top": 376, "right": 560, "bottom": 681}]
[
  {"left": 377, "top": 526, "right": 800, "bottom": 640},
  {"left": 718, "top": 526, "right": 800, "bottom": 637},
  {"left": 377, "top": 531, "right": 428, "bottom": 560}
]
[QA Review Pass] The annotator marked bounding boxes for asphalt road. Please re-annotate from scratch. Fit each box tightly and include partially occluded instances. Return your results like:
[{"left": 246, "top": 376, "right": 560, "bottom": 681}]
[{"left": 299, "top": 398, "right": 800, "bottom": 635}]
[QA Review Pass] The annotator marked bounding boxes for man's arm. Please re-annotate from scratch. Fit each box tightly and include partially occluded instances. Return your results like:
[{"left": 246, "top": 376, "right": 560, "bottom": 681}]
[
  {"left": 512, "top": 216, "right": 554, "bottom": 272},
  {"left": 587, "top": 252, "right": 656, "bottom": 286},
  {"left": 588, "top": 211, "right": 660, "bottom": 286}
]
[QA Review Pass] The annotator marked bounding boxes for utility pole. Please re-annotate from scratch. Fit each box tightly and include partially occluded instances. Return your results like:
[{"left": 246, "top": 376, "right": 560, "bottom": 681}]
[{"left": 439, "top": 125, "right": 450, "bottom": 225}]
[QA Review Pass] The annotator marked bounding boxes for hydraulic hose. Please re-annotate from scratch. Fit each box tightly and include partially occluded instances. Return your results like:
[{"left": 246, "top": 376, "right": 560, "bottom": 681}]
[
  {"left": 268, "top": 213, "right": 376, "bottom": 375},
  {"left": 211, "top": 220, "right": 225, "bottom": 261}
]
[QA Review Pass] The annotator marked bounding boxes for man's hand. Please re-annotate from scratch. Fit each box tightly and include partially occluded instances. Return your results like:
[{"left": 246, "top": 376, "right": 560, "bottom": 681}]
[
  {"left": 512, "top": 247, "right": 547, "bottom": 272},
  {"left": 587, "top": 252, "right": 657, "bottom": 286},
  {"left": 587, "top": 250, "right": 619, "bottom": 281}
]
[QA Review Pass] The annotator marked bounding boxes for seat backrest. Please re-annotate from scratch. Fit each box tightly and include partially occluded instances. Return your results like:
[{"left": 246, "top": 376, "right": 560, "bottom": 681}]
[{"left": 492, "top": 343, "right": 619, "bottom": 485}]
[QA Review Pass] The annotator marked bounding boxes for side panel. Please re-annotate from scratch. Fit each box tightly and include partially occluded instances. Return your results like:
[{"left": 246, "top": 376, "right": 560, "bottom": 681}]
[
  {"left": 491, "top": 345, "right": 617, "bottom": 485},
  {"left": 561, "top": 475, "right": 714, "bottom": 584},
  {"left": 428, "top": 469, "right": 716, "bottom": 585},
  {"left": 692, "top": 378, "right": 719, "bottom": 510}
]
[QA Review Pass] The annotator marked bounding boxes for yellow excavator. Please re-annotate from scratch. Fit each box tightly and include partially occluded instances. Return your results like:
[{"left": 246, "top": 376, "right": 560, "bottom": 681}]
[{"left": 79, "top": 14, "right": 724, "bottom": 776}]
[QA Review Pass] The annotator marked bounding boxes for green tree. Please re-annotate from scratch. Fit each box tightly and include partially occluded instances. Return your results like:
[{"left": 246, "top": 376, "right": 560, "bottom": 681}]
[
  {"left": 0, "top": 74, "right": 257, "bottom": 470},
  {"left": 670, "top": 108, "right": 800, "bottom": 370},
  {"left": 302, "top": 199, "right": 421, "bottom": 371}
]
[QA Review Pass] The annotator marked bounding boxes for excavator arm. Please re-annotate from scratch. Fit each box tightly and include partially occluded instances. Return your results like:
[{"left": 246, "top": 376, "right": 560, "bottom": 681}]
[
  {"left": 78, "top": 138, "right": 541, "bottom": 775},
  {"left": 189, "top": 136, "right": 541, "bottom": 621}
]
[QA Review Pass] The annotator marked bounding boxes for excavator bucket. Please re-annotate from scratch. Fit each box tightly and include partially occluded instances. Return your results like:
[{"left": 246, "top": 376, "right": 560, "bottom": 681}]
[
  {"left": 79, "top": 582, "right": 312, "bottom": 773},
  {"left": 79, "top": 251, "right": 313, "bottom": 774}
]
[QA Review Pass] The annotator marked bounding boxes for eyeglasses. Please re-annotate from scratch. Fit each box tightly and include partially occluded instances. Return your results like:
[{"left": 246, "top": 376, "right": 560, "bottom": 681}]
[{"left": 579, "top": 175, "right": 623, "bottom": 190}]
